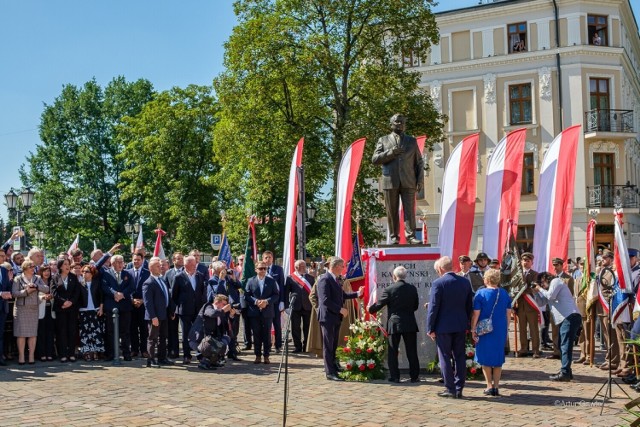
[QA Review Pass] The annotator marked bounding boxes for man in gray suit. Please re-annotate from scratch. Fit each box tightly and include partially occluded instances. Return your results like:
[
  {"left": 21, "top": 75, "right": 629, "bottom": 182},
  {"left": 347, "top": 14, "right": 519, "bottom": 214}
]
[{"left": 372, "top": 113, "right": 424, "bottom": 245}]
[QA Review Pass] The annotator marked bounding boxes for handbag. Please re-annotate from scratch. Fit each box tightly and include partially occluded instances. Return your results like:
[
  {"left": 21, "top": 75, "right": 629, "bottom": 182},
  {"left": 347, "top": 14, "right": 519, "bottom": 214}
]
[{"left": 476, "top": 289, "right": 500, "bottom": 336}]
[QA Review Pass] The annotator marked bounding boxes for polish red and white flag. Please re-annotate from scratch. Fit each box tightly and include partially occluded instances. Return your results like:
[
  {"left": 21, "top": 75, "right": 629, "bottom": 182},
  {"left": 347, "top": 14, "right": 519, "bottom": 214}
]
[
  {"left": 153, "top": 227, "right": 166, "bottom": 260},
  {"left": 335, "top": 138, "right": 366, "bottom": 271},
  {"left": 282, "top": 138, "right": 304, "bottom": 276},
  {"left": 532, "top": 125, "right": 581, "bottom": 273},
  {"left": 482, "top": 128, "right": 527, "bottom": 261},
  {"left": 438, "top": 133, "right": 479, "bottom": 271}
]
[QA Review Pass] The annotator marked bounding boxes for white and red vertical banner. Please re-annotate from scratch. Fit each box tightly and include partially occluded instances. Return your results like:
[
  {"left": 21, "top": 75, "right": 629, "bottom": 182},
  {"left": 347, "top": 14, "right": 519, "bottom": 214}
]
[
  {"left": 135, "top": 225, "right": 144, "bottom": 250},
  {"left": 398, "top": 135, "right": 426, "bottom": 244},
  {"left": 482, "top": 128, "right": 527, "bottom": 261},
  {"left": 282, "top": 138, "right": 304, "bottom": 276},
  {"left": 335, "top": 138, "right": 366, "bottom": 269},
  {"left": 532, "top": 125, "right": 581, "bottom": 273},
  {"left": 614, "top": 212, "right": 633, "bottom": 293},
  {"left": 66, "top": 234, "right": 79, "bottom": 256},
  {"left": 438, "top": 133, "right": 479, "bottom": 271},
  {"left": 361, "top": 249, "right": 384, "bottom": 320},
  {"left": 153, "top": 227, "right": 166, "bottom": 260}
]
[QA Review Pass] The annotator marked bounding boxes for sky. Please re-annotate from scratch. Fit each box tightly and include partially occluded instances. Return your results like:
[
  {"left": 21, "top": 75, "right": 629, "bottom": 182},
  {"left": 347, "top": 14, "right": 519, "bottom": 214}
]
[{"left": 0, "top": 0, "right": 638, "bottom": 221}]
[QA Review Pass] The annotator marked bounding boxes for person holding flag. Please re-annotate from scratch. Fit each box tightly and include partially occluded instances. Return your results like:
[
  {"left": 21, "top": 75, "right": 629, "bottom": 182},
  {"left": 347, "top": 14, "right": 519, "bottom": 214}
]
[{"left": 596, "top": 250, "right": 620, "bottom": 371}]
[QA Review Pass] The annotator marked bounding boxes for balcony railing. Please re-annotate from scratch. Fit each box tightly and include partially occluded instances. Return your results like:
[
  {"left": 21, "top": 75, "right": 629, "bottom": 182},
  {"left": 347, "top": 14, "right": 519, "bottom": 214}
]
[
  {"left": 584, "top": 109, "right": 634, "bottom": 133},
  {"left": 587, "top": 184, "right": 639, "bottom": 208}
]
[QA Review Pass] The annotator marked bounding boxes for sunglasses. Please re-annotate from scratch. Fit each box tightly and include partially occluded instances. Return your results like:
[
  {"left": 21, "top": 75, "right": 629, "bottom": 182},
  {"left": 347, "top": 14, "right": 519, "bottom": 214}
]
[{"left": 257, "top": 267, "right": 267, "bottom": 270}]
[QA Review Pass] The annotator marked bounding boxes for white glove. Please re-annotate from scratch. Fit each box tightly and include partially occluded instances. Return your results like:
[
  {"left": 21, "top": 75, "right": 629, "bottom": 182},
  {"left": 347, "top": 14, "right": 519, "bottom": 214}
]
[{"left": 279, "top": 302, "right": 284, "bottom": 311}]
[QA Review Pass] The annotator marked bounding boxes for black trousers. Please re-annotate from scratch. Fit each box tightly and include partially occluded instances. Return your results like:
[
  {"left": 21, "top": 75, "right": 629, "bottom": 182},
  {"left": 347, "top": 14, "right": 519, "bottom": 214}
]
[
  {"left": 147, "top": 319, "right": 168, "bottom": 361},
  {"left": 130, "top": 305, "right": 148, "bottom": 355},
  {"left": 167, "top": 315, "right": 180, "bottom": 357},
  {"left": 179, "top": 315, "right": 195, "bottom": 358},
  {"left": 36, "top": 306, "right": 55, "bottom": 358},
  {"left": 388, "top": 332, "right": 419, "bottom": 381},
  {"left": 105, "top": 310, "right": 131, "bottom": 358},
  {"left": 290, "top": 309, "right": 311, "bottom": 351},
  {"left": 320, "top": 321, "right": 341, "bottom": 376},
  {"left": 55, "top": 309, "right": 78, "bottom": 358},
  {"left": 227, "top": 315, "right": 240, "bottom": 356},
  {"left": 250, "top": 316, "right": 273, "bottom": 357},
  {"left": 241, "top": 310, "right": 252, "bottom": 346}
]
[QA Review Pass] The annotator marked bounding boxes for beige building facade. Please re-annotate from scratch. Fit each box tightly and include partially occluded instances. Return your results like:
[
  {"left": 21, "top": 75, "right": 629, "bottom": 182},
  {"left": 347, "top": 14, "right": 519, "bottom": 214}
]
[{"left": 408, "top": 0, "right": 640, "bottom": 260}]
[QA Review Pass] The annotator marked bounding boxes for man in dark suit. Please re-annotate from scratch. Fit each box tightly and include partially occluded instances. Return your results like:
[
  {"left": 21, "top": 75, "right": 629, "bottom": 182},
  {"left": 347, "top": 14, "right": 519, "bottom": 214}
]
[
  {"left": 263, "top": 251, "right": 285, "bottom": 353},
  {"left": 128, "top": 250, "right": 151, "bottom": 358},
  {"left": 143, "top": 257, "right": 176, "bottom": 367},
  {"left": 369, "top": 265, "right": 420, "bottom": 383},
  {"left": 0, "top": 261, "right": 12, "bottom": 366},
  {"left": 190, "top": 249, "right": 210, "bottom": 282},
  {"left": 164, "top": 252, "right": 184, "bottom": 359},
  {"left": 101, "top": 254, "right": 135, "bottom": 361},
  {"left": 516, "top": 252, "right": 540, "bottom": 358},
  {"left": 426, "top": 256, "right": 473, "bottom": 398},
  {"left": 371, "top": 113, "right": 424, "bottom": 245},
  {"left": 285, "top": 260, "right": 314, "bottom": 353},
  {"left": 244, "top": 261, "right": 280, "bottom": 364},
  {"left": 317, "top": 256, "right": 362, "bottom": 381},
  {"left": 171, "top": 255, "right": 207, "bottom": 363}
]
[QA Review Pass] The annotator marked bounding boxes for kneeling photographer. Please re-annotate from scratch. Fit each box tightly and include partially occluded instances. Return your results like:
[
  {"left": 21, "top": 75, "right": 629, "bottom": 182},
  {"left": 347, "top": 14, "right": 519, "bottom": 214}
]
[
  {"left": 190, "top": 294, "right": 235, "bottom": 370},
  {"left": 532, "top": 272, "right": 581, "bottom": 382}
]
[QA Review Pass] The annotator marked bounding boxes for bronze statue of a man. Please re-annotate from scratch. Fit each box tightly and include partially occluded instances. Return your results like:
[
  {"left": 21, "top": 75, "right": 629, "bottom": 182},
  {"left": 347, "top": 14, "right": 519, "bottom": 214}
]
[{"left": 372, "top": 114, "right": 424, "bottom": 245}]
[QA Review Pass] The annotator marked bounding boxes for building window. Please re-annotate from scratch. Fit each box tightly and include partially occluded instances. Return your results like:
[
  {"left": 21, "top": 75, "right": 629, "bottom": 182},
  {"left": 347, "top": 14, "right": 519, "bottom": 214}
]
[
  {"left": 509, "top": 83, "right": 532, "bottom": 125},
  {"left": 508, "top": 22, "right": 527, "bottom": 53},
  {"left": 522, "top": 153, "right": 534, "bottom": 195},
  {"left": 588, "top": 15, "right": 608, "bottom": 46},
  {"left": 516, "top": 225, "right": 534, "bottom": 254},
  {"left": 589, "top": 78, "right": 610, "bottom": 110},
  {"left": 402, "top": 49, "right": 420, "bottom": 68},
  {"left": 593, "top": 153, "right": 615, "bottom": 186}
]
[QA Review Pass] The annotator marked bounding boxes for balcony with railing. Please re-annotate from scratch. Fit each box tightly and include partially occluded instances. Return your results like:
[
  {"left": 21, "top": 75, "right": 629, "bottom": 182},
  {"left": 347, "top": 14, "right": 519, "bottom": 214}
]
[
  {"left": 584, "top": 109, "right": 635, "bottom": 139},
  {"left": 587, "top": 183, "right": 639, "bottom": 209}
]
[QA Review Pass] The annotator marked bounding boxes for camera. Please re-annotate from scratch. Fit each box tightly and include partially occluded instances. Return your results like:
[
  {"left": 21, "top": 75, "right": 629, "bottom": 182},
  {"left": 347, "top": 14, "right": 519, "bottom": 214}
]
[
  {"left": 226, "top": 269, "right": 234, "bottom": 275},
  {"left": 529, "top": 282, "right": 539, "bottom": 289},
  {"left": 231, "top": 303, "right": 241, "bottom": 310}
]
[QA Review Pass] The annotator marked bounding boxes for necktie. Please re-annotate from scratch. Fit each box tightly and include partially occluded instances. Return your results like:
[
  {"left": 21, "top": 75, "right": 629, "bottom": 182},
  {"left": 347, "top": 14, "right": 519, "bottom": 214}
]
[{"left": 134, "top": 270, "right": 139, "bottom": 283}]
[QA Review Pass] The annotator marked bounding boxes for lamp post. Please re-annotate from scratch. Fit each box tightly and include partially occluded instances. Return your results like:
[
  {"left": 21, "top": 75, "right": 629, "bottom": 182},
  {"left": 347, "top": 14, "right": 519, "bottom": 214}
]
[
  {"left": 4, "top": 187, "right": 35, "bottom": 251},
  {"left": 125, "top": 221, "right": 140, "bottom": 254}
]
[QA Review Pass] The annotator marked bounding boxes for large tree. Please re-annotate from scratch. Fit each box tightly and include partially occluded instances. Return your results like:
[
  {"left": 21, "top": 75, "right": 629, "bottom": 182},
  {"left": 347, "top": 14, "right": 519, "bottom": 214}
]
[
  {"left": 21, "top": 77, "right": 154, "bottom": 253},
  {"left": 214, "top": 0, "right": 445, "bottom": 256},
  {"left": 118, "top": 85, "right": 221, "bottom": 253}
]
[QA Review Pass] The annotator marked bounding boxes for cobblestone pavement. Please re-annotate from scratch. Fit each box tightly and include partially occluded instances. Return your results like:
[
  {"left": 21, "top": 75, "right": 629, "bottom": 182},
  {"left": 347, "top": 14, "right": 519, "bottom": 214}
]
[{"left": 0, "top": 343, "right": 633, "bottom": 427}]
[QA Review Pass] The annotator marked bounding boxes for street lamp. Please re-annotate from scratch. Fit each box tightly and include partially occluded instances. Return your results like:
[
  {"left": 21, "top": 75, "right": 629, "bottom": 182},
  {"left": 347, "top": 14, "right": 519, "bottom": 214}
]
[
  {"left": 125, "top": 221, "right": 140, "bottom": 253},
  {"left": 4, "top": 187, "right": 35, "bottom": 251},
  {"left": 306, "top": 205, "right": 316, "bottom": 224}
]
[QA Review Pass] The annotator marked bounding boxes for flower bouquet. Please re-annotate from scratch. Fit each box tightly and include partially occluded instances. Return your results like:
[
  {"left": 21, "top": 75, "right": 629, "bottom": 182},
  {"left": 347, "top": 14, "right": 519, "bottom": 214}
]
[{"left": 336, "top": 318, "right": 387, "bottom": 381}]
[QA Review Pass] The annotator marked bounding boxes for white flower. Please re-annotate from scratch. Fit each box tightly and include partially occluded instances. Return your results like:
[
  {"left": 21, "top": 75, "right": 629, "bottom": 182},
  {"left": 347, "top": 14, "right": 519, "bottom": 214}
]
[
  {"left": 356, "top": 359, "right": 365, "bottom": 366},
  {"left": 465, "top": 359, "right": 473, "bottom": 367}
]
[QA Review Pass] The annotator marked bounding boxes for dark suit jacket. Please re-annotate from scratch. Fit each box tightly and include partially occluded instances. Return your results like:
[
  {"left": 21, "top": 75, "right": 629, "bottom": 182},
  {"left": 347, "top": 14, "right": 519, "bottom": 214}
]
[
  {"left": 372, "top": 132, "right": 424, "bottom": 190},
  {"left": 267, "top": 264, "right": 285, "bottom": 305},
  {"left": 51, "top": 273, "right": 82, "bottom": 312},
  {"left": 244, "top": 275, "right": 279, "bottom": 318},
  {"left": 284, "top": 274, "right": 314, "bottom": 312},
  {"left": 143, "top": 276, "right": 174, "bottom": 321},
  {"left": 426, "top": 272, "right": 473, "bottom": 334},
  {"left": 127, "top": 267, "right": 151, "bottom": 300},
  {"left": 369, "top": 279, "right": 419, "bottom": 334},
  {"left": 316, "top": 272, "right": 357, "bottom": 326},
  {"left": 197, "top": 263, "right": 210, "bottom": 282},
  {"left": 207, "top": 276, "right": 228, "bottom": 298},
  {"left": 164, "top": 267, "right": 183, "bottom": 291},
  {"left": 79, "top": 280, "right": 103, "bottom": 309},
  {"left": 101, "top": 269, "right": 135, "bottom": 312},
  {"left": 171, "top": 271, "right": 207, "bottom": 317},
  {"left": 0, "top": 267, "right": 11, "bottom": 314}
]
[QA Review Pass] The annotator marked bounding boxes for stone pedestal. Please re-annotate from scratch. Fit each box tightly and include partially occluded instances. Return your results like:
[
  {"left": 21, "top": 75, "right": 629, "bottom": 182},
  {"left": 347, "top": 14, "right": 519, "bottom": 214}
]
[{"left": 365, "top": 246, "right": 441, "bottom": 369}]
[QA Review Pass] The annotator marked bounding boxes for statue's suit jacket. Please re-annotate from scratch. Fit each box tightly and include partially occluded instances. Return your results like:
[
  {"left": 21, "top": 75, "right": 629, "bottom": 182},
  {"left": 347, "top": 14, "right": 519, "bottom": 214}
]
[{"left": 372, "top": 133, "right": 424, "bottom": 190}]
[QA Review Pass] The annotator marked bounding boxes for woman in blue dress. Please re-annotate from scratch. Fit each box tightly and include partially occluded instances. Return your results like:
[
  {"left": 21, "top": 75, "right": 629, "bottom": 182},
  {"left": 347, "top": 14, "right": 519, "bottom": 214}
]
[{"left": 471, "top": 268, "right": 512, "bottom": 397}]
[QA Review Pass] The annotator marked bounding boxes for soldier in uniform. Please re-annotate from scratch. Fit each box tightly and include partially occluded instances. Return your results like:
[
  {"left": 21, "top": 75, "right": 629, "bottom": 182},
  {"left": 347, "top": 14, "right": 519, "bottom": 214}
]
[
  {"left": 546, "top": 258, "right": 575, "bottom": 360},
  {"left": 574, "top": 259, "right": 593, "bottom": 365},
  {"left": 596, "top": 250, "right": 619, "bottom": 370},
  {"left": 515, "top": 252, "right": 541, "bottom": 357},
  {"left": 458, "top": 255, "right": 484, "bottom": 293},
  {"left": 471, "top": 252, "right": 490, "bottom": 275}
]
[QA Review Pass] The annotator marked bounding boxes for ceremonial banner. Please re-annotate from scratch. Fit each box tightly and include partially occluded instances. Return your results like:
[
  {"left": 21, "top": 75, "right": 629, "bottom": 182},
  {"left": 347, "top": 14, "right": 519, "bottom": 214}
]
[
  {"left": 240, "top": 216, "right": 258, "bottom": 289},
  {"left": 482, "top": 128, "right": 527, "bottom": 261},
  {"left": 335, "top": 138, "right": 366, "bottom": 268},
  {"left": 610, "top": 212, "right": 632, "bottom": 323},
  {"left": 398, "top": 135, "right": 426, "bottom": 244},
  {"left": 218, "top": 233, "right": 232, "bottom": 267},
  {"left": 345, "top": 226, "right": 365, "bottom": 289},
  {"left": 438, "top": 133, "right": 479, "bottom": 270},
  {"left": 532, "top": 125, "right": 581, "bottom": 273},
  {"left": 153, "top": 227, "right": 166, "bottom": 260},
  {"left": 135, "top": 225, "right": 144, "bottom": 250},
  {"left": 66, "top": 234, "right": 79, "bottom": 256},
  {"left": 584, "top": 219, "right": 599, "bottom": 311},
  {"left": 282, "top": 138, "right": 304, "bottom": 276}
]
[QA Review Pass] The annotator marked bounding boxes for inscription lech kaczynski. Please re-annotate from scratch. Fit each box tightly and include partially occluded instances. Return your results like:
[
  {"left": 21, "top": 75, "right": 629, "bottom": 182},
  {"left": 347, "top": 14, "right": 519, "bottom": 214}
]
[{"left": 375, "top": 259, "right": 438, "bottom": 369}]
